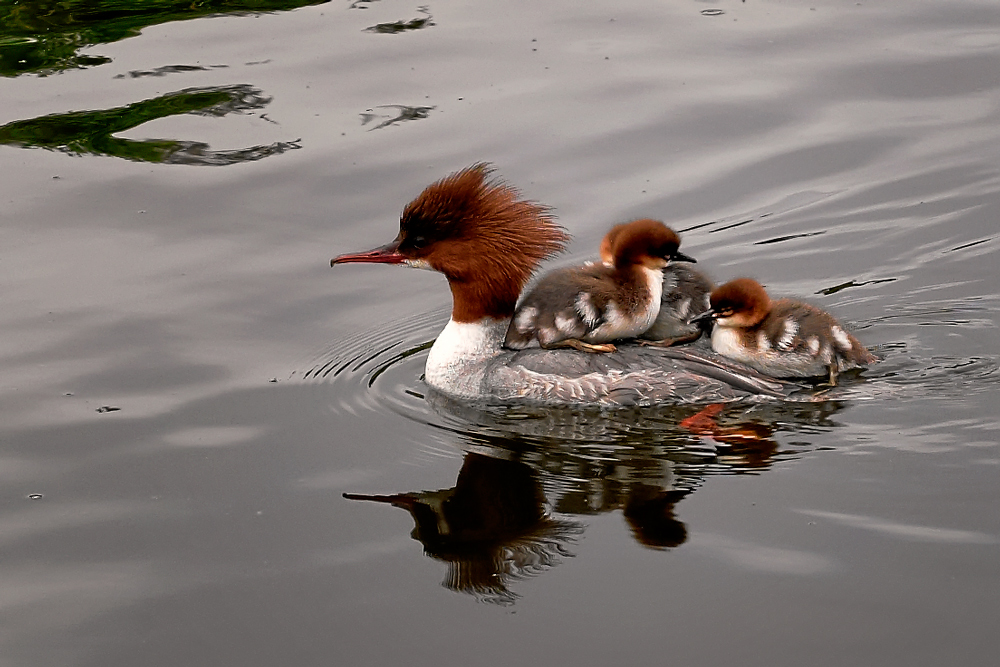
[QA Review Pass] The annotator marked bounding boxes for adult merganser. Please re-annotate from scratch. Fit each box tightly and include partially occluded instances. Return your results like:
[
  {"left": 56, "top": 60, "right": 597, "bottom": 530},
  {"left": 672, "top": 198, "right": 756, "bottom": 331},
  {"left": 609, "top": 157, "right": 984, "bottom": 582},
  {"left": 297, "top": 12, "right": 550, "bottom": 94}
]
[
  {"left": 599, "top": 221, "right": 715, "bottom": 347},
  {"left": 331, "top": 164, "right": 790, "bottom": 405},
  {"left": 504, "top": 219, "right": 695, "bottom": 353},
  {"left": 690, "top": 277, "right": 877, "bottom": 385}
]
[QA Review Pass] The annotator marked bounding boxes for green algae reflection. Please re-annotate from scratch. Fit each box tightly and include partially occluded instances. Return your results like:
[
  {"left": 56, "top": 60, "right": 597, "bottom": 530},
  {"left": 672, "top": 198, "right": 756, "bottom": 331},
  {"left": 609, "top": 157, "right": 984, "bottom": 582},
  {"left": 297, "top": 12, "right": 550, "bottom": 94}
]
[
  {"left": 0, "top": 84, "right": 301, "bottom": 165},
  {"left": 0, "top": 0, "right": 331, "bottom": 77}
]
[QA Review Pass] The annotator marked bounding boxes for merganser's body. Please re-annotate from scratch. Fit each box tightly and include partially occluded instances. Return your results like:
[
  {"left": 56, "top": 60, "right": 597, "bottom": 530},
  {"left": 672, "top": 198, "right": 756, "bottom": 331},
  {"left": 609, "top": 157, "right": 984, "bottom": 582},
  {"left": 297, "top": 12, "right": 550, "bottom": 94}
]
[
  {"left": 504, "top": 219, "right": 694, "bottom": 353},
  {"left": 692, "top": 278, "right": 877, "bottom": 385},
  {"left": 331, "top": 164, "right": 790, "bottom": 405},
  {"left": 599, "top": 222, "right": 714, "bottom": 347}
]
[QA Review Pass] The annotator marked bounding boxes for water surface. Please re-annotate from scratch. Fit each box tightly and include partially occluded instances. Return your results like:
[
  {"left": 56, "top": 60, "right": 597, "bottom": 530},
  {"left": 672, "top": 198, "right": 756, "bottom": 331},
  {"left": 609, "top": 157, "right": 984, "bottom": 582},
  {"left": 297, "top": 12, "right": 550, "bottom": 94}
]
[{"left": 1, "top": 1, "right": 999, "bottom": 665}]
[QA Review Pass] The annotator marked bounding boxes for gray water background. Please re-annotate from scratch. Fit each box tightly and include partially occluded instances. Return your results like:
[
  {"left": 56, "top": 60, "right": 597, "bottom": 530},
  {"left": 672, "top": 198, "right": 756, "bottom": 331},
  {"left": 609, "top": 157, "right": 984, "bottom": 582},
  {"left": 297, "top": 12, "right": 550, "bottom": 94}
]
[{"left": 2, "top": 1, "right": 999, "bottom": 665}]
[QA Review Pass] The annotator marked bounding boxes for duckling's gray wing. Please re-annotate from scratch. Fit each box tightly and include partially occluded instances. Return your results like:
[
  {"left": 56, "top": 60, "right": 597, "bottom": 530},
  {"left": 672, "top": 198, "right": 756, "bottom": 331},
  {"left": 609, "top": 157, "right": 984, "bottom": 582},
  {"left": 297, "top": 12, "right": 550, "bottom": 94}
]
[
  {"left": 505, "top": 267, "right": 604, "bottom": 349},
  {"left": 644, "top": 264, "right": 714, "bottom": 341}
]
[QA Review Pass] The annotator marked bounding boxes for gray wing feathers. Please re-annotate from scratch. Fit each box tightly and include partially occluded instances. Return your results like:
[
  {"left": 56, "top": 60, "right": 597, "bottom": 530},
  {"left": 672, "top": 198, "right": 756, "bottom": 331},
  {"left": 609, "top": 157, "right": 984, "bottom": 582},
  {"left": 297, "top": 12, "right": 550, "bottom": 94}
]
[{"left": 484, "top": 344, "right": 792, "bottom": 405}]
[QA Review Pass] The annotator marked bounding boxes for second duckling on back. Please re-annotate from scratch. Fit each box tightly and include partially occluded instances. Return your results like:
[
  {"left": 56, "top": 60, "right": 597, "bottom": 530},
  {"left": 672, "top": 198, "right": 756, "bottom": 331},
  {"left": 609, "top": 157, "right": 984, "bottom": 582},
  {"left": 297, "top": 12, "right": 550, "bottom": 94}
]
[
  {"left": 690, "top": 277, "right": 877, "bottom": 385},
  {"left": 598, "top": 222, "right": 714, "bottom": 347},
  {"left": 504, "top": 219, "right": 695, "bottom": 353}
]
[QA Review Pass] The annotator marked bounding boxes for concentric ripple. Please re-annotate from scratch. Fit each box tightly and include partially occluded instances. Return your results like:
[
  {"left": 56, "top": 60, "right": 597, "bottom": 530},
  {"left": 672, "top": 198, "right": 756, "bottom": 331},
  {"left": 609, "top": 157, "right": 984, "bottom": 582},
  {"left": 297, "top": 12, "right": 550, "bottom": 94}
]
[
  {"left": 297, "top": 313, "right": 862, "bottom": 456},
  {"left": 296, "top": 306, "right": 448, "bottom": 427},
  {"left": 294, "top": 292, "right": 999, "bottom": 456}
]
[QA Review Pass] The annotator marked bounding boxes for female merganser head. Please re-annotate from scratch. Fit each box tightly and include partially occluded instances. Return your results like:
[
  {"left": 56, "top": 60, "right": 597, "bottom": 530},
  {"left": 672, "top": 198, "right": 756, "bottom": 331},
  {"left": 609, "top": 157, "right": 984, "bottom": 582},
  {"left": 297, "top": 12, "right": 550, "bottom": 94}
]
[
  {"left": 332, "top": 165, "right": 792, "bottom": 405},
  {"left": 331, "top": 163, "right": 568, "bottom": 323},
  {"left": 504, "top": 219, "right": 694, "bottom": 353},
  {"left": 600, "top": 222, "right": 714, "bottom": 348},
  {"left": 691, "top": 277, "right": 877, "bottom": 385}
]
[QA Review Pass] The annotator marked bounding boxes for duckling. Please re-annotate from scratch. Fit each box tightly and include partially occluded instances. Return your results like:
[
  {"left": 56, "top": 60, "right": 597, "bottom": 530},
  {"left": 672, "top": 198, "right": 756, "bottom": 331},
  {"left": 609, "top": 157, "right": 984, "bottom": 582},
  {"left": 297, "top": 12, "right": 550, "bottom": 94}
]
[
  {"left": 598, "top": 222, "right": 714, "bottom": 347},
  {"left": 504, "top": 219, "right": 695, "bottom": 353},
  {"left": 691, "top": 277, "right": 877, "bottom": 385}
]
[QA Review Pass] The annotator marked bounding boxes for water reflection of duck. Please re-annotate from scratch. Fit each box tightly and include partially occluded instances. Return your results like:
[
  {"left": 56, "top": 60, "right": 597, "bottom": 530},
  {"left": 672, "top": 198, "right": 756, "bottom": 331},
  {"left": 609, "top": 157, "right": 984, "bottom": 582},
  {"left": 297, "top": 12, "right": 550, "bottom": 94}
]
[
  {"left": 346, "top": 453, "right": 581, "bottom": 605},
  {"left": 331, "top": 164, "right": 792, "bottom": 405},
  {"left": 343, "top": 398, "right": 845, "bottom": 601}
]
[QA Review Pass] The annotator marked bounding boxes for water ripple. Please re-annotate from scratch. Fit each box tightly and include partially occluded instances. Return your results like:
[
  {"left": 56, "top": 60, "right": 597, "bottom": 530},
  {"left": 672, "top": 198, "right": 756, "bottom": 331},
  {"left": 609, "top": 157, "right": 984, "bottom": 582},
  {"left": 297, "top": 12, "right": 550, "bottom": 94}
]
[
  {"left": 297, "top": 299, "right": 999, "bottom": 450},
  {"left": 298, "top": 312, "right": 862, "bottom": 457}
]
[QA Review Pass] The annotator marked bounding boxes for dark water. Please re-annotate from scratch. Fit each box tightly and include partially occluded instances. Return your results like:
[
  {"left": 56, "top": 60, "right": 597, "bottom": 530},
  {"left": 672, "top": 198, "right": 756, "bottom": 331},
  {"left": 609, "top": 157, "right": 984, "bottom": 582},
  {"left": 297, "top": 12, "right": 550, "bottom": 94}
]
[{"left": 2, "top": 1, "right": 999, "bottom": 665}]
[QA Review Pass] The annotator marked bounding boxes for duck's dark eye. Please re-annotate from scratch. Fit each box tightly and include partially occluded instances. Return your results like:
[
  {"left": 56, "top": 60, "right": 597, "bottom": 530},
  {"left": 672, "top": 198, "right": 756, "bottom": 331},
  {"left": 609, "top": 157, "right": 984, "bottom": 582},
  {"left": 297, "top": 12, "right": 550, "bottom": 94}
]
[{"left": 409, "top": 235, "right": 428, "bottom": 249}]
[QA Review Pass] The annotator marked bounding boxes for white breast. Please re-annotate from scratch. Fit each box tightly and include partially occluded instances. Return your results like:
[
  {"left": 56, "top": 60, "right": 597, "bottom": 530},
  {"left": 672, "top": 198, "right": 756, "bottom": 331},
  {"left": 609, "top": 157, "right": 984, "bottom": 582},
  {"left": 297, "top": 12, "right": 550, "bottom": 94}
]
[
  {"left": 711, "top": 326, "right": 753, "bottom": 363},
  {"left": 425, "top": 318, "right": 507, "bottom": 398},
  {"left": 623, "top": 266, "right": 665, "bottom": 333}
]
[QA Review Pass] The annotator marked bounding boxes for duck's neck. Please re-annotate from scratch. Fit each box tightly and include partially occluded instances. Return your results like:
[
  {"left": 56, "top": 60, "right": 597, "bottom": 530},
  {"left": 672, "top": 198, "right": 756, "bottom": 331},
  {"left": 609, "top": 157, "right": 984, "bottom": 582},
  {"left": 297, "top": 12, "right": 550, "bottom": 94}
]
[
  {"left": 426, "top": 262, "right": 528, "bottom": 398},
  {"left": 425, "top": 317, "right": 509, "bottom": 399}
]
